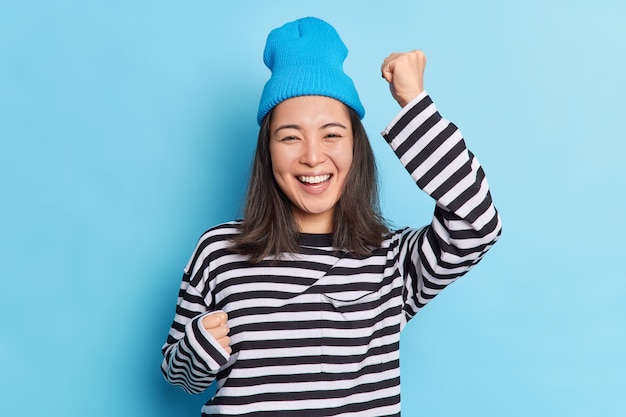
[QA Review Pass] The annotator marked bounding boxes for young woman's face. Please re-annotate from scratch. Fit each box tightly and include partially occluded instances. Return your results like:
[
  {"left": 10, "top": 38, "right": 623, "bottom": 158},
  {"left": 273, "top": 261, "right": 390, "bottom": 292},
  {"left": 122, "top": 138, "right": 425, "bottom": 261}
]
[{"left": 269, "top": 96, "right": 354, "bottom": 233}]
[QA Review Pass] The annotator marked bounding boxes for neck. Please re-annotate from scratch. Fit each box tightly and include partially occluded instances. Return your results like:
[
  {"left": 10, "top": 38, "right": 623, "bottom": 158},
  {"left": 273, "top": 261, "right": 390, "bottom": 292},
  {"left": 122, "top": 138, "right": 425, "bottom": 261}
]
[{"left": 294, "top": 212, "right": 333, "bottom": 234}]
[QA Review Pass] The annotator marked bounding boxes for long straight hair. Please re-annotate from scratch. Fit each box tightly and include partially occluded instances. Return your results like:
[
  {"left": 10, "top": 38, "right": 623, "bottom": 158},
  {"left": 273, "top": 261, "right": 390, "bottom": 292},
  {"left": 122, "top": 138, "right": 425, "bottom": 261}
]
[{"left": 231, "top": 106, "right": 388, "bottom": 262}]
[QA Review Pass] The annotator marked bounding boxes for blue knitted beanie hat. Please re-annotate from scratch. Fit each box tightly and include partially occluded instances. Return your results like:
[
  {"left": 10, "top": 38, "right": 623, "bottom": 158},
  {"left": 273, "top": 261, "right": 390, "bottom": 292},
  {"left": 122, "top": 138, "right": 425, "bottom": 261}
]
[{"left": 257, "top": 17, "right": 365, "bottom": 125}]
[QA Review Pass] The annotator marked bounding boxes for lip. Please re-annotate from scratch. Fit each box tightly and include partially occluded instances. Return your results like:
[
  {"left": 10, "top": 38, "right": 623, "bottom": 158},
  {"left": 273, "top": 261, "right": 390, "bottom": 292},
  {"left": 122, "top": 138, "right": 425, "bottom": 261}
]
[{"left": 296, "top": 173, "right": 333, "bottom": 194}]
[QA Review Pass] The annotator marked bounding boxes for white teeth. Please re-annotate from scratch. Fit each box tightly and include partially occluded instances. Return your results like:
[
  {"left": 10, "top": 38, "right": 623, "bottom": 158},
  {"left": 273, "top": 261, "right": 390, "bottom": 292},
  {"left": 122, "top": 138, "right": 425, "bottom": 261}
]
[{"left": 298, "top": 174, "right": 331, "bottom": 184}]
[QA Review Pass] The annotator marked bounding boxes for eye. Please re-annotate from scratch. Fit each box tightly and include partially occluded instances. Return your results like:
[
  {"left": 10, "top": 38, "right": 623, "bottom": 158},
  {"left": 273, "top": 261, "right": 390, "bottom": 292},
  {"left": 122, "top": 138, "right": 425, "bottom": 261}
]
[
  {"left": 325, "top": 133, "right": 341, "bottom": 139},
  {"left": 278, "top": 135, "right": 299, "bottom": 142}
]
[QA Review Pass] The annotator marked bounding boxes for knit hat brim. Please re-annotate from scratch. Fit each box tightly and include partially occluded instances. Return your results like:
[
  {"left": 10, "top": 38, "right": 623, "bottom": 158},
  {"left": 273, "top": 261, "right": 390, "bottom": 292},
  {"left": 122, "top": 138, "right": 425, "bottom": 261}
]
[{"left": 258, "top": 66, "right": 364, "bottom": 124}]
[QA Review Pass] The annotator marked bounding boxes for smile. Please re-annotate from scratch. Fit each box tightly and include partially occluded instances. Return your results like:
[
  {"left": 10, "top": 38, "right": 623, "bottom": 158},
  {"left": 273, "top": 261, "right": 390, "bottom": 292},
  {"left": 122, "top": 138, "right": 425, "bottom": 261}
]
[{"left": 298, "top": 174, "right": 332, "bottom": 184}]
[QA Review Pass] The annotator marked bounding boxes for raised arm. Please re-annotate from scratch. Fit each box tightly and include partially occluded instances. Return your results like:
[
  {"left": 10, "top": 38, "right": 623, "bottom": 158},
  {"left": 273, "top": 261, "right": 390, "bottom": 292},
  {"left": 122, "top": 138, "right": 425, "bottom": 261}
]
[{"left": 381, "top": 50, "right": 502, "bottom": 321}]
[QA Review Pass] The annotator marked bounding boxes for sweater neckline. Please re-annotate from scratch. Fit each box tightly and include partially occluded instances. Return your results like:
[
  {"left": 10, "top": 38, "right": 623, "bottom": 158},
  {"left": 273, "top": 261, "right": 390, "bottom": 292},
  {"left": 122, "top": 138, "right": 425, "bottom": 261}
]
[{"left": 299, "top": 233, "right": 333, "bottom": 247}]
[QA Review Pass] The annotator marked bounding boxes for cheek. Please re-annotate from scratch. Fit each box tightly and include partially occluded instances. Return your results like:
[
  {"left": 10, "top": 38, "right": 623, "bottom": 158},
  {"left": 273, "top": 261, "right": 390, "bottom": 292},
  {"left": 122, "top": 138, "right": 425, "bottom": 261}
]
[
  {"left": 345, "top": 152, "right": 354, "bottom": 170},
  {"left": 270, "top": 160, "right": 290, "bottom": 183},
  {"left": 336, "top": 143, "right": 354, "bottom": 174},
  {"left": 269, "top": 151, "right": 292, "bottom": 193},
  {"left": 269, "top": 164, "right": 289, "bottom": 197},
  {"left": 269, "top": 145, "right": 284, "bottom": 176}
]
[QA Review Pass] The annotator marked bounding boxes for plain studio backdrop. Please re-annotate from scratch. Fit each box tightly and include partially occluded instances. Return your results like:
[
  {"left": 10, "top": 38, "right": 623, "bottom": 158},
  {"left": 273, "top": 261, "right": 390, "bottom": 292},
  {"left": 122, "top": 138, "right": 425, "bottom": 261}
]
[{"left": 1, "top": 1, "right": 624, "bottom": 416}]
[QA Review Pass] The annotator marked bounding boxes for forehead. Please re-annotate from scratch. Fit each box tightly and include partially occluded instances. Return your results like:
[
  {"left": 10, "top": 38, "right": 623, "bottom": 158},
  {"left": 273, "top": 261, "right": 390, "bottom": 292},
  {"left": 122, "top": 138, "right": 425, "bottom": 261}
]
[{"left": 270, "top": 96, "right": 351, "bottom": 128}]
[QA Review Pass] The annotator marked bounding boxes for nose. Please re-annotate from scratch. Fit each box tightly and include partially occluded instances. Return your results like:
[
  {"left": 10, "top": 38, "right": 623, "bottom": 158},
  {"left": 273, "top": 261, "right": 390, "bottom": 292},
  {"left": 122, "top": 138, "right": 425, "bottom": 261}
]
[{"left": 299, "top": 139, "right": 326, "bottom": 167}]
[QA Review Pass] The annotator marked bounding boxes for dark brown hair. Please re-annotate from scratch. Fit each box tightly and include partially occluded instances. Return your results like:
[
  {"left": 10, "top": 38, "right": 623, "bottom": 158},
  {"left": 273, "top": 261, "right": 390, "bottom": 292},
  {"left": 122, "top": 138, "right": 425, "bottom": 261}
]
[{"left": 231, "top": 106, "right": 388, "bottom": 262}]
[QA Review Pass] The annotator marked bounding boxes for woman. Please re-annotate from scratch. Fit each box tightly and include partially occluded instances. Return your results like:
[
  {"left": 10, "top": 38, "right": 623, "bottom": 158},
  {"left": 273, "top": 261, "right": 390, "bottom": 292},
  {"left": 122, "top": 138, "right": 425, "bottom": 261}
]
[{"left": 161, "top": 17, "right": 502, "bottom": 416}]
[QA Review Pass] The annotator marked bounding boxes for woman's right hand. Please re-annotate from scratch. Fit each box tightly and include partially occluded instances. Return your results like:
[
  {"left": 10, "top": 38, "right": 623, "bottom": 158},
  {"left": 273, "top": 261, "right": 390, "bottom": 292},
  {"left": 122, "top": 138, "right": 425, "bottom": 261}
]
[{"left": 202, "top": 311, "right": 232, "bottom": 355}]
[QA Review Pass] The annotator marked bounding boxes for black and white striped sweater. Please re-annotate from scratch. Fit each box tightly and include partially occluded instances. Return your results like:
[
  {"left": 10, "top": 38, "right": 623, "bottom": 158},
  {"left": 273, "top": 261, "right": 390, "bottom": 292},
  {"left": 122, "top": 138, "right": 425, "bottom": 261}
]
[{"left": 161, "top": 91, "right": 502, "bottom": 416}]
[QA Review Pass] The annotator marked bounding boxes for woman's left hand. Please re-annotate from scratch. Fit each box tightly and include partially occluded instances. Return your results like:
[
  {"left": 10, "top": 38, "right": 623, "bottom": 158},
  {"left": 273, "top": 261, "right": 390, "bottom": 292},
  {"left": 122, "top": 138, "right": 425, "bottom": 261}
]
[{"left": 381, "top": 50, "right": 427, "bottom": 107}]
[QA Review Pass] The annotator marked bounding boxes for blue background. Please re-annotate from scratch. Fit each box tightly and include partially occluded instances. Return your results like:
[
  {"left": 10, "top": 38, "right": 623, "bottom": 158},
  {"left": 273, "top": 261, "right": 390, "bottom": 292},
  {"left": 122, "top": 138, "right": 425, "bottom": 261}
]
[{"left": 1, "top": 1, "right": 625, "bottom": 416}]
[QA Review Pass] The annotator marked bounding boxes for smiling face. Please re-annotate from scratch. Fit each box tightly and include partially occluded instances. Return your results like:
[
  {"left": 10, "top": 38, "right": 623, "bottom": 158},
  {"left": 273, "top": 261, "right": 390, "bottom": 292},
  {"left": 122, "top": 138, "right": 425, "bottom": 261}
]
[{"left": 269, "top": 95, "right": 354, "bottom": 233}]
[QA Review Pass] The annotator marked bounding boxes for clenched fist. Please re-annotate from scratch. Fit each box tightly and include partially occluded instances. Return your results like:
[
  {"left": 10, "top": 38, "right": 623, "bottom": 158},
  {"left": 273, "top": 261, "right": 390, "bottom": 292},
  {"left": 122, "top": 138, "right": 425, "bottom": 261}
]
[
  {"left": 381, "top": 50, "right": 427, "bottom": 107},
  {"left": 202, "top": 311, "right": 232, "bottom": 355}
]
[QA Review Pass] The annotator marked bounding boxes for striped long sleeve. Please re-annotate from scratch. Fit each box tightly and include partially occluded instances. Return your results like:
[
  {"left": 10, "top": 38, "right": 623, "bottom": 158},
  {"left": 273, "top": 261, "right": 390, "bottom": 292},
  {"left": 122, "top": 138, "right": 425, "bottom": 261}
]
[
  {"left": 382, "top": 91, "right": 502, "bottom": 324},
  {"left": 161, "top": 236, "right": 232, "bottom": 394},
  {"left": 160, "top": 92, "right": 501, "bottom": 416}
]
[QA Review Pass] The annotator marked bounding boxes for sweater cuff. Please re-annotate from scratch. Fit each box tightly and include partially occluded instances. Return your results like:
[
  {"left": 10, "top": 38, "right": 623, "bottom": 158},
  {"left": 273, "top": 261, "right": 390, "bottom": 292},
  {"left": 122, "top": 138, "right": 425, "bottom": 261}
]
[
  {"left": 381, "top": 90, "right": 430, "bottom": 138},
  {"left": 184, "top": 311, "right": 230, "bottom": 372}
]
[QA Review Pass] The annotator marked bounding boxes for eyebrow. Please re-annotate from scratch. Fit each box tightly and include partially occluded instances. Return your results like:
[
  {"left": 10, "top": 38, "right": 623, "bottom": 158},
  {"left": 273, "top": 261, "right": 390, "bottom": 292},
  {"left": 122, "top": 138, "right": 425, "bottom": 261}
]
[{"left": 273, "top": 122, "right": 348, "bottom": 136}]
